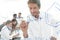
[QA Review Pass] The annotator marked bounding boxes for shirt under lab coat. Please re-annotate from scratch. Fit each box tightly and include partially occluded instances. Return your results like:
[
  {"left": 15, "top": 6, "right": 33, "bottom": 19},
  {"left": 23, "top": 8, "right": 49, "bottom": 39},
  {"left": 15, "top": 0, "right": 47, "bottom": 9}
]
[
  {"left": 1, "top": 26, "right": 12, "bottom": 40},
  {"left": 27, "top": 12, "right": 59, "bottom": 40},
  {"left": 27, "top": 12, "right": 59, "bottom": 27}
]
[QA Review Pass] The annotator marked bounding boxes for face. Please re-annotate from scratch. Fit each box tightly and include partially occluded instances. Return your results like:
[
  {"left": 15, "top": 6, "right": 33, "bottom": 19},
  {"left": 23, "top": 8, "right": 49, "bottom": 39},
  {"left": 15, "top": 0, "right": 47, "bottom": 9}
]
[
  {"left": 20, "top": 21, "right": 28, "bottom": 28},
  {"left": 14, "top": 16, "right": 17, "bottom": 19},
  {"left": 18, "top": 13, "right": 21, "bottom": 17},
  {"left": 12, "top": 21, "right": 17, "bottom": 26},
  {"left": 8, "top": 22, "right": 12, "bottom": 27},
  {"left": 28, "top": 3, "right": 40, "bottom": 17},
  {"left": 13, "top": 15, "right": 17, "bottom": 19}
]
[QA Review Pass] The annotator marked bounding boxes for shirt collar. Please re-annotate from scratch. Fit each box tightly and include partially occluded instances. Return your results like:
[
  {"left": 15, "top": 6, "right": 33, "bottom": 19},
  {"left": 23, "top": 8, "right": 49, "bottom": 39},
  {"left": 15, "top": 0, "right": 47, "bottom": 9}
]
[
  {"left": 31, "top": 14, "right": 42, "bottom": 21},
  {"left": 7, "top": 26, "right": 12, "bottom": 31}
]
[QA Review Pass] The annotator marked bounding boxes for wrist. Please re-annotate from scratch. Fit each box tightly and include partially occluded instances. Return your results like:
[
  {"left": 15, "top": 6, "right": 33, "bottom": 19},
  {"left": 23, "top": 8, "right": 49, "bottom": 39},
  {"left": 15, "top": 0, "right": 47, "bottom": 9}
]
[{"left": 23, "top": 33, "right": 28, "bottom": 38}]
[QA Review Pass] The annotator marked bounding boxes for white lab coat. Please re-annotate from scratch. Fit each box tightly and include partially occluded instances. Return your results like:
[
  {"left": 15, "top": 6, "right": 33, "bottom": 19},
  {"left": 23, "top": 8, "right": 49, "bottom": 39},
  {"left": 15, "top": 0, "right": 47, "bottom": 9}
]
[
  {"left": 28, "top": 19, "right": 53, "bottom": 40},
  {"left": 1, "top": 26, "right": 12, "bottom": 40},
  {"left": 53, "top": 26, "right": 60, "bottom": 40},
  {"left": 27, "top": 12, "right": 59, "bottom": 40},
  {"left": 16, "top": 17, "right": 23, "bottom": 24},
  {"left": 16, "top": 17, "right": 23, "bottom": 27}
]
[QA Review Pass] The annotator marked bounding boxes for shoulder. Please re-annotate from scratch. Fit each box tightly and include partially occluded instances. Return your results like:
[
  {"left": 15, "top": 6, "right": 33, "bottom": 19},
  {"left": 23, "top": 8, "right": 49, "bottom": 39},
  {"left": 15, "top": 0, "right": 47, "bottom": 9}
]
[
  {"left": 40, "top": 12, "right": 47, "bottom": 17},
  {"left": 1, "top": 26, "right": 7, "bottom": 31},
  {"left": 27, "top": 15, "right": 32, "bottom": 18}
]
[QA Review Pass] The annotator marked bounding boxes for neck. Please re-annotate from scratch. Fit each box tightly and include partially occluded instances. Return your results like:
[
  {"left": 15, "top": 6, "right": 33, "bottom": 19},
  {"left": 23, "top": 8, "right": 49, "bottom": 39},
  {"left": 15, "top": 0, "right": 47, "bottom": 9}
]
[
  {"left": 35, "top": 12, "right": 40, "bottom": 19},
  {"left": 7, "top": 25, "right": 12, "bottom": 30}
]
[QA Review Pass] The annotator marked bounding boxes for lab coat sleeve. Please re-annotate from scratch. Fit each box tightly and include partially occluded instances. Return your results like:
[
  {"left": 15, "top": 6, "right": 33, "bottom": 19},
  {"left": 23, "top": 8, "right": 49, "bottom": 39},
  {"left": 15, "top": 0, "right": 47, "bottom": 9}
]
[
  {"left": 0, "top": 24, "right": 5, "bottom": 31},
  {"left": 28, "top": 29, "right": 33, "bottom": 38},
  {"left": 27, "top": 22, "right": 34, "bottom": 38},
  {"left": 45, "top": 12, "right": 60, "bottom": 27}
]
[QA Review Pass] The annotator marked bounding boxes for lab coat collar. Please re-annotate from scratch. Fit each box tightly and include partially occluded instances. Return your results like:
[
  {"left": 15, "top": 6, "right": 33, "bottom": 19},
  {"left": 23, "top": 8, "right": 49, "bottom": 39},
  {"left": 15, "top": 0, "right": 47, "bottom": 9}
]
[
  {"left": 30, "top": 14, "right": 42, "bottom": 21},
  {"left": 7, "top": 26, "right": 12, "bottom": 31}
]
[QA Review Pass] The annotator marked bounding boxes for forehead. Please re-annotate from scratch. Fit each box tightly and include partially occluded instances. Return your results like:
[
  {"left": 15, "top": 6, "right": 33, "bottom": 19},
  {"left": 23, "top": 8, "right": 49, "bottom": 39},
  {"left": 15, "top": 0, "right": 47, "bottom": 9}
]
[
  {"left": 9, "top": 22, "right": 12, "bottom": 24},
  {"left": 12, "top": 21, "right": 16, "bottom": 23},
  {"left": 28, "top": 3, "right": 39, "bottom": 7},
  {"left": 21, "top": 21, "right": 27, "bottom": 24},
  {"left": 19, "top": 13, "right": 21, "bottom": 14}
]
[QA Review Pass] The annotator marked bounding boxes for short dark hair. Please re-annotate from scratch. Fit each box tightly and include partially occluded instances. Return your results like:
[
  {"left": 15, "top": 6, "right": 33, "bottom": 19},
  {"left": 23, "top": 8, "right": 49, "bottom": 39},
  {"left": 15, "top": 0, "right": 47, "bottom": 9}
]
[
  {"left": 13, "top": 14, "right": 17, "bottom": 17},
  {"left": 19, "top": 13, "right": 21, "bottom": 14},
  {"left": 28, "top": 0, "right": 40, "bottom": 8},
  {"left": 12, "top": 19, "right": 17, "bottom": 25}
]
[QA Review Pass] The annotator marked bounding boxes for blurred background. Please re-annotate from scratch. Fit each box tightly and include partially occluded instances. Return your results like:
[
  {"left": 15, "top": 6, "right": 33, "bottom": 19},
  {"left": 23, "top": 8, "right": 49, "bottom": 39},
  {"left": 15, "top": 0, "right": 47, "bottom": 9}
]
[{"left": 0, "top": 0, "right": 60, "bottom": 24}]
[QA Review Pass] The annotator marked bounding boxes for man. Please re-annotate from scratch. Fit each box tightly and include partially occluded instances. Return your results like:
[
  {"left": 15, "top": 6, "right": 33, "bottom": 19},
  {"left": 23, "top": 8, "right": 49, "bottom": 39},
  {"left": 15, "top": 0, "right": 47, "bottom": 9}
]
[
  {"left": 22, "top": 0, "right": 57, "bottom": 40},
  {"left": 17, "top": 13, "right": 23, "bottom": 18},
  {"left": 17, "top": 13, "right": 23, "bottom": 24},
  {"left": 13, "top": 14, "right": 17, "bottom": 19},
  {"left": 27, "top": 0, "right": 40, "bottom": 23}
]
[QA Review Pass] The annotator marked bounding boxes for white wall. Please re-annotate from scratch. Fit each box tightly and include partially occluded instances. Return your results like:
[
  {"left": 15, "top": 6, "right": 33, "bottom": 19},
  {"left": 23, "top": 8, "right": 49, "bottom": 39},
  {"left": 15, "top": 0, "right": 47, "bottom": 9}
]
[{"left": 0, "top": 0, "right": 29, "bottom": 24}]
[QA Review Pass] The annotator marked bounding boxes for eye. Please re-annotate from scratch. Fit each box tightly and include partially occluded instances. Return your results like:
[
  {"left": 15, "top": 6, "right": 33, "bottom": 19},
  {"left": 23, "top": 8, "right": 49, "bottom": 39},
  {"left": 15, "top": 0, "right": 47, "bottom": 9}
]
[{"left": 34, "top": 7, "right": 37, "bottom": 9}]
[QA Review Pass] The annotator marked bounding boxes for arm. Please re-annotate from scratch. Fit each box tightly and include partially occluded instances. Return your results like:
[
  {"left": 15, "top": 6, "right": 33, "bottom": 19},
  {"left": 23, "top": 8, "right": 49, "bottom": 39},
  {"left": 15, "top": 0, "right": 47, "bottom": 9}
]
[
  {"left": 23, "top": 30, "right": 28, "bottom": 38},
  {"left": 45, "top": 12, "right": 59, "bottom": 27},
  {"left": 45, "top": 13, "right": 58, "bottom": 40},
  {"left": 0, "top": 24, "right": 5, "bottom": 31},
  {"left": 20, "top": 20, "right": 28, "bottom": 38}
]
